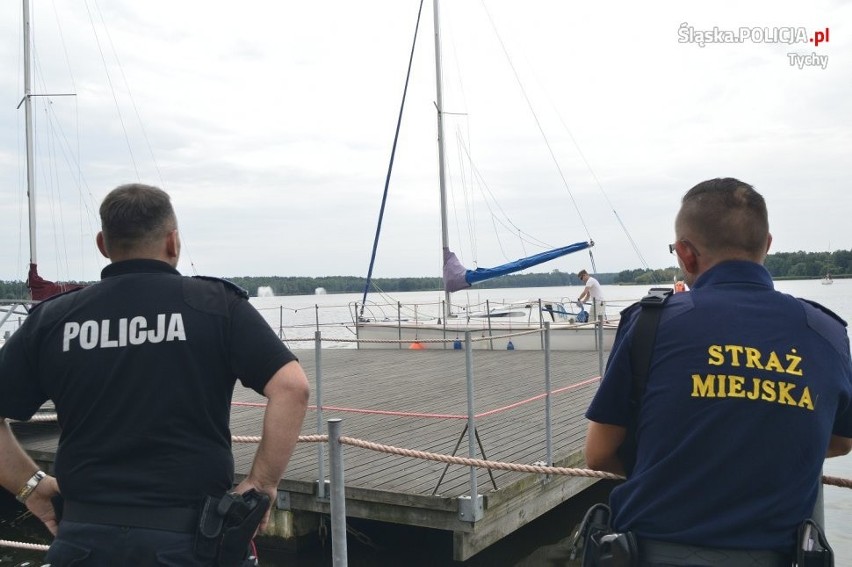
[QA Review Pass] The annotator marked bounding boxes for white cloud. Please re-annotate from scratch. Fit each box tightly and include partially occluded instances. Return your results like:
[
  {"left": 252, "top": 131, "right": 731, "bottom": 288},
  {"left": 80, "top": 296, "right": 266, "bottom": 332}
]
[{"left": 0, "top": 0, "right": 849, "bottom": 283}]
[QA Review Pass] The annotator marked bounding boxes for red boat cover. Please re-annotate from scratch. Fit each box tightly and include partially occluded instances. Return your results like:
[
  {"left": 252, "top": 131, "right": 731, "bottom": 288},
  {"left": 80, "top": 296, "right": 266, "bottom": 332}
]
[{"left": 27, "top": 263, "right": 85, "bottom": 301}]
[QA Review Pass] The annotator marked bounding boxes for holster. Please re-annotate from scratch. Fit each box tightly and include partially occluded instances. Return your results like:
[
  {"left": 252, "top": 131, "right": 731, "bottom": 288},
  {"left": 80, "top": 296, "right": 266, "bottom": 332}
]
[
  {"left": 796, "top": 519, "right": 834, "bottom": 567},
  {"left": 593, "top": 531, "right": 639, "bottom": 567},
  {"left": 195, "top": 489, "right": 270, "bottom": 566},
  {"left": 569, "top": 504, "right": 638, "bottom": 567}
]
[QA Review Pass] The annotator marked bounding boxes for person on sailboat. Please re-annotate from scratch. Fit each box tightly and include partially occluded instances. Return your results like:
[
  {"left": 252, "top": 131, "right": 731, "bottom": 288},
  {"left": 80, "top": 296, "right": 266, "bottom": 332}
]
[
  {"left": 583, "top": 178, "right": 852, "bottom": 565},
  {"left": 577, "top": 269, "right": 606, "bottom": 321},
  {"left": 0, "top": 184, "right": 310, "bottom": 566}
]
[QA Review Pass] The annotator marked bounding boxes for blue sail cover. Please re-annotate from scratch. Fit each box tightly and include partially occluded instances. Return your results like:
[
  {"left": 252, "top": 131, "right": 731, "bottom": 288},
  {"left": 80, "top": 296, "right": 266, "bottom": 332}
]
[{"left": 443, "top": 241, "right": 592, "bottom": 293}]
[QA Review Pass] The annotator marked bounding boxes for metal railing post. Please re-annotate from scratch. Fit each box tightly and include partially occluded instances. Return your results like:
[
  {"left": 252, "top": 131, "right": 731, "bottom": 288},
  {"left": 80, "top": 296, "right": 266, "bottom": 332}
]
[
  {"left": 397, "top": 301, "right": 402, "bottom": 349},
  {"left": 315, "top": 331, "right": 326, "bottom": 499},
  {"left": 0, "top": 303, "right": 20, "bottom": 328},
  {"left": 465, "top": 331, "right": 477, "bottom": 499},
  {"left": 458, "top": 331, "right": 483, "bottom": 522},
  {"left": 328, "top": 419, "right": 348, "bottom": 566},
  {"left": 597, "top": 314, "right": 605, "bottom": 378},
  {"left": 544, "top": 322, "right": 553, "bottom": 467},
  {"left": 486, "top": 300, "right": 493, "bottom": 350},
  {"left": 354, "top": 302, "right": 361, "bottom": 350},
  {"left": 441, "top": 299, "right": 448, "bottom": 349},
  {"left": 279, "top": 305, "right": 284, "bottom": 338},
  {"left": 315, "top": 304, "right": 320, "bottom": 333}
]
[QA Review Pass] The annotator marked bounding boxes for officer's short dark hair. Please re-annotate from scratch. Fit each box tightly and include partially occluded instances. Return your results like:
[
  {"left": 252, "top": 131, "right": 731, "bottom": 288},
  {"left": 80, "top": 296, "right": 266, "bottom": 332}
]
[
  {"left": 677, "top": 177, "right": 768, "bottom": 257},
  {"left": 100, "top": 184, "right": 177, "bottom": 254}
]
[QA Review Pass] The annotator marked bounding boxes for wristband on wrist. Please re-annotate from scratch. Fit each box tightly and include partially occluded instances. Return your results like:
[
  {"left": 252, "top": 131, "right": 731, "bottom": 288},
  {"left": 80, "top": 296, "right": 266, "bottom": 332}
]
[{"left": 15, "top": 470, "right": 46, "bottom": 504}]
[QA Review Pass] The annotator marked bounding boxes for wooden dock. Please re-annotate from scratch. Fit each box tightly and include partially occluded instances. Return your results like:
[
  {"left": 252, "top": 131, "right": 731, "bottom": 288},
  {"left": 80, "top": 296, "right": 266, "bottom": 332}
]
[{"left": 13, "top": 347, "right": 609, "bottom": 562}]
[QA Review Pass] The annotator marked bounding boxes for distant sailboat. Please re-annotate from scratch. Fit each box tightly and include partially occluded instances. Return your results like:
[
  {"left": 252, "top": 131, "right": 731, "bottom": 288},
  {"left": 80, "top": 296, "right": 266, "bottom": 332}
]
[{"left": 822, "top": 244, "right": 834, "bottom": 285}]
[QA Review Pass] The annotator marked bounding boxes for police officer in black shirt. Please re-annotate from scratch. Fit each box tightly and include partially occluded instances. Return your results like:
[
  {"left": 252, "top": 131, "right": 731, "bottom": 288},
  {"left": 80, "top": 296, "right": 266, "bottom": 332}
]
[{"left": 0, "top": 183, "right": 310, "bottom": 565}]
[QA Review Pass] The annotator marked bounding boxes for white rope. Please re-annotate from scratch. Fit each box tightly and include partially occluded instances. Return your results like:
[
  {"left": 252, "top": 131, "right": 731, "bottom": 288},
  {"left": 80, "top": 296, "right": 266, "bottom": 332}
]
[{"left": 0, "top": 539, "right": 50, "bottom": 552}]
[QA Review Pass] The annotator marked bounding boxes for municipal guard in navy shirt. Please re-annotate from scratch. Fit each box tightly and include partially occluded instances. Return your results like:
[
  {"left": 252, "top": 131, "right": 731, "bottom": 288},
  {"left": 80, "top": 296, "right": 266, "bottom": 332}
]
[
  {"left": 0, "top": 183, "right": 310, "bottom": 565},
  {"left": 584, "top": 178, "right": 852, "bottom": 566}
]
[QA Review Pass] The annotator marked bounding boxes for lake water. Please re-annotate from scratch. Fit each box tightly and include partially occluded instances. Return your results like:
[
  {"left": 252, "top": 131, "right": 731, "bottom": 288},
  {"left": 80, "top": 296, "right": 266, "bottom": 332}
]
[{"left": 0, "top": 280, "right": 850, "bottom": 565}]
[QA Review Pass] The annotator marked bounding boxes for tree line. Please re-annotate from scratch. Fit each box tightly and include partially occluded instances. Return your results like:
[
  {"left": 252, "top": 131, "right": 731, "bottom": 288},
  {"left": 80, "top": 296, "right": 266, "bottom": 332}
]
[{"left": 0, "top": 249, "right": 847, "bottom": 300}]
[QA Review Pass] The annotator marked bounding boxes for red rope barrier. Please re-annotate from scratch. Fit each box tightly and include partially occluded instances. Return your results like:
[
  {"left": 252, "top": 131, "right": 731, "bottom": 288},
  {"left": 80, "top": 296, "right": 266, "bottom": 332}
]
[{"left": 232, "top": 376, "right": 602, "bottom": 420}]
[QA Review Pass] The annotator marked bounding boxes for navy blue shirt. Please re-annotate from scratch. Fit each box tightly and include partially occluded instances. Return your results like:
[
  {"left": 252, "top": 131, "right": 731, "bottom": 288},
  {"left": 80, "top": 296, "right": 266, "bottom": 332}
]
[
  {"left": 587, "top": 261, "right": 852, "bottom": 551},
  {"left": 0, "top": 259, "right": 298, "bottom": 508}
]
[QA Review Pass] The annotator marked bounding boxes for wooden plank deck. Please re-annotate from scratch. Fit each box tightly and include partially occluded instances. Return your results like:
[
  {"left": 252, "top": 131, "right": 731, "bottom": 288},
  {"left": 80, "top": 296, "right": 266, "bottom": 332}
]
[{"left": 12, "top": 347, "right": 609, "bottom": 561}]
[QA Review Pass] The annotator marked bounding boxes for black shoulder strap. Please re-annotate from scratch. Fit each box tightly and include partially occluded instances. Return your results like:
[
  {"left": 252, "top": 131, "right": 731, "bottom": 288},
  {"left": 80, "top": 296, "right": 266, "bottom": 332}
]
[
  {"left": 618, "top": 287, "right": 673, "bottom": 475},
  {"left": 191, "top": 275, "right": 249, "bottom": 299},
  {"left": 628, "top": 287, "right": 673, "bottom": 403}
]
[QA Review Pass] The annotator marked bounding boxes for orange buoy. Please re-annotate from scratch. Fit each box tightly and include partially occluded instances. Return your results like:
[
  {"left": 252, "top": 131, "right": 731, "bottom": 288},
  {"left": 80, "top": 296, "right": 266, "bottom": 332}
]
[{"left": 409, "top": 341, "right": 425, "bottom": 350}]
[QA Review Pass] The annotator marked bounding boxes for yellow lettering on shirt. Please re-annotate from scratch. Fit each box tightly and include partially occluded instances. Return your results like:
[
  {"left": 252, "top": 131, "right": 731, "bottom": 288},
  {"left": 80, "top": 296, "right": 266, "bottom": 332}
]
[
  {"left": 725, "top": 345, "right": 745, "bottom": 366},
  {"left": 690, "top": 374, "right": 813, "bottom": 411},
  {"left": 785, "top": 349, "right": 803, "bottom": 376},
  {"left": 708, "top": 345, "right": 724, "bottom": 366},
  {"left": 764, "top": 351, "right": 785, "bottom": 373}
]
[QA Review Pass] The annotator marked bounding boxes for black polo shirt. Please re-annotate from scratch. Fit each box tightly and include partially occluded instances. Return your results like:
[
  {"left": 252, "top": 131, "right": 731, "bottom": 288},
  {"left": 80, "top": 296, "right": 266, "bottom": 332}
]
[{"left": 0, "top": 259, "right": 298, "bottom": 507}]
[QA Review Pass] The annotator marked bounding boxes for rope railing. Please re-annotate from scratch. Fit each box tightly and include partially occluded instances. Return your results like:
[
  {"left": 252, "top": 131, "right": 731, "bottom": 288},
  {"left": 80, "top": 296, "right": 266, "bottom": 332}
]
[
  {"left": 17, "top": 422, "right": 850, "bottom": 490},
  {"left": 0, "top": 539, "right": 50, "bottom": 552},
  {"left": 234, "top": 433, "right": 852, "bottom": 490}
]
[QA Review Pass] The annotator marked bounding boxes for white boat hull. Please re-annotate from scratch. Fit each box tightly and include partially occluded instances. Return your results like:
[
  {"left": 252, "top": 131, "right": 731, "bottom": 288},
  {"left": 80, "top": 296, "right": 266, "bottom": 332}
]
[{"left": 354, "top": 319, "right": 616, "bottom": 351}]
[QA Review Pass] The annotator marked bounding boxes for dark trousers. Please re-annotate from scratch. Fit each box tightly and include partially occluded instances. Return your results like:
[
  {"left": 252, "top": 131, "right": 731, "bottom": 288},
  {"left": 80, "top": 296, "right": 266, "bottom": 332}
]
[
  {"left": 45, "top": 520, "right": 214, "bottom": 566},
  {"left": 638, "top": 538, "right": 790, "bottom": 567}
]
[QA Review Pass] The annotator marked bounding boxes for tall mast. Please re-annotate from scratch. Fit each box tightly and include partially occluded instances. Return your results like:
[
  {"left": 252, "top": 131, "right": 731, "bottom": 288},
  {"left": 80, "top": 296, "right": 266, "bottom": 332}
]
[
  {"left": 22, "top": 0, "right": 37, "bottom": 266},
  {"left": 432, "top": 0, "right": 451, "bottom": 320}
]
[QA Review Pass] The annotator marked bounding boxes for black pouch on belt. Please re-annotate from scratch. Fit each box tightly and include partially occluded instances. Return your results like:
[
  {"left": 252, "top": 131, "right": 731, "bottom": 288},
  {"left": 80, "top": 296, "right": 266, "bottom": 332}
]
[
  {"left": 195, "top": 489, "right": 270, "bottom": 565},
  {"left": 796, "top": 519, "right": 834, "bottom": 567}
]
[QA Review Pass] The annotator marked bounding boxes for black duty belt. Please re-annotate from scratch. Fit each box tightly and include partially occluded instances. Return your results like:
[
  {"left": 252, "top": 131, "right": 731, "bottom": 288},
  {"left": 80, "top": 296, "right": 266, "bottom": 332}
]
[
  {"left": 639, "top": 538, "right": 791, "bottom": 567},
  {"left": 62, "top": 500, "right": 198, "bottom": 533}
]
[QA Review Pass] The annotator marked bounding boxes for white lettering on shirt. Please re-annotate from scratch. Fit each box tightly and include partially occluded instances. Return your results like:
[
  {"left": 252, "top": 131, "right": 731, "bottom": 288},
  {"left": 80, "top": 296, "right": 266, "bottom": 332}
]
[{"left": 62, "top": 314, "right": 187, "bottom": 352}]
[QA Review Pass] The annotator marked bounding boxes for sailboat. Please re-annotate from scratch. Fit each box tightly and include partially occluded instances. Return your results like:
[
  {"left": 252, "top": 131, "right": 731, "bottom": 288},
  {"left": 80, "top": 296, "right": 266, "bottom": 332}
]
[
  {"left": 1, "top": 0, "right": 87, "bottom": 341},
  {"left": 353, "top": 0, "right": 618, "bottom": 351},
  {"left": 19, "top": 0, "right": 87, "bottom": 302}
]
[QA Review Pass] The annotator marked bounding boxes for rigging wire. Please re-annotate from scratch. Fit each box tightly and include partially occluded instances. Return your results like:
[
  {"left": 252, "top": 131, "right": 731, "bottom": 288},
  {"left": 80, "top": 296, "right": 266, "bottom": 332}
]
[
  {"left": 478, "top": 1, "right": 593, "bottom": 243},
  {"left": 29, "top": 9, "right": 85, "bottom": 282},
  {"left": 14, "top": 9, "right": 26, "bottom": 287},
  {"left": 81, "top": 1, "right": 138, "bottom": 180},
  {"left": 30, "top": 3, "right": 104, "bottom": 281},
  {"left": 454, "top": 134, "right": 556, "bottom": 251},
  {"left": 441, "top": 5, "right": 569, "bottom": 268},
  {"left": 87, "top": 0, "right": 200, "bottom": 276},
  {"left": 442, "top": 15, "right": 478, "bottom": 269},
  {"left": 547, "top": 97, "right": 653, "bottom": 272},
  {"left": 89, "top": 0, "right": 168, "bottom": 191},
  {"left": 453, "top": 131, "right": 478, "bottom": 265},
  {"left": 359, "top": 0, "right": 426, "bottom": 318},
  {"left": 50, "top": 0, "right": 90, "bottom": 276},
  {"left": 480, "top": 2, "right": 655, "bottom": 278}
]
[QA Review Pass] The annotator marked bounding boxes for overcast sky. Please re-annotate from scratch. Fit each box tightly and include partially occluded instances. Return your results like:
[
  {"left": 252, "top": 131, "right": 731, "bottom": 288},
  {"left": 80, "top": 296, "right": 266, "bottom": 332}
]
[{"left": 0, "top": 0, "right": 849, "bottom": 283}]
